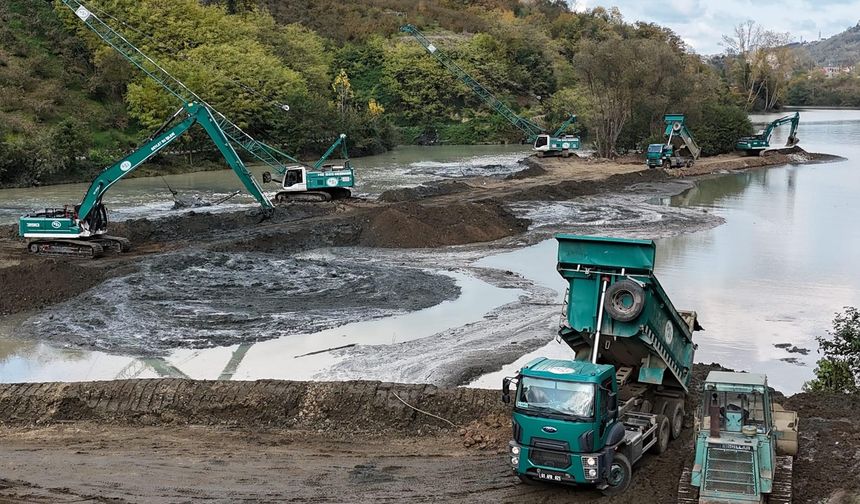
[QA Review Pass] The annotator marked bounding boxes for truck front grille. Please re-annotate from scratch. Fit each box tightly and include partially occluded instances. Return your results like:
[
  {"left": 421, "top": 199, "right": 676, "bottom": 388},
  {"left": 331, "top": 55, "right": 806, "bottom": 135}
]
[
  {"left": 703, "top": 447, "right": 756, "bottom": 495},
  {"left": 529, "top": 449, "right": 570, "bottom": 469}
]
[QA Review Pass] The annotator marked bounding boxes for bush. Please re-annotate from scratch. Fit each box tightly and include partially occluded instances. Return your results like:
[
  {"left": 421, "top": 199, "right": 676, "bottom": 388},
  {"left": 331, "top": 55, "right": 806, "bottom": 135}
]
[
  {"left": 691, "top": 104, "right": 753, "bottom": 156},
  {"left": 804, "top": 307, "right": 860, "bottom": 393}
]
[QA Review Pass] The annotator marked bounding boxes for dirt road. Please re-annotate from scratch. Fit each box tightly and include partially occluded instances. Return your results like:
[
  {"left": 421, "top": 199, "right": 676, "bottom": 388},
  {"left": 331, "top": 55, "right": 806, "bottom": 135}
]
[{"left": 0, "top": 376, "right": 856, "bottom": 504}]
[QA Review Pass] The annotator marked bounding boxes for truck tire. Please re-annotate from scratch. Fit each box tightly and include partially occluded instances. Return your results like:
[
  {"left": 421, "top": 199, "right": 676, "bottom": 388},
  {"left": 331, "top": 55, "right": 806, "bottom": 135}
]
[
  {"left": 650, "top": 414, "right": 670, "bottom": 455},
  {"left": 668, "top": 401, "right": 684, "bottom": 440},
  {"left": 601, "top": 452, "right": 632, "bottom": 496},
  {"left": 604, "top": 279, "right": 645, "bottom": 322}
]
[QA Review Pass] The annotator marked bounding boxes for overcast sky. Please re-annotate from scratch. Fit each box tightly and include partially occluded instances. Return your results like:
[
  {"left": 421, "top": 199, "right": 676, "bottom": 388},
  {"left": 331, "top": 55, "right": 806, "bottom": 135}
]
[{"left": 569, "top": 0, "right": 860, "bottom": 55}]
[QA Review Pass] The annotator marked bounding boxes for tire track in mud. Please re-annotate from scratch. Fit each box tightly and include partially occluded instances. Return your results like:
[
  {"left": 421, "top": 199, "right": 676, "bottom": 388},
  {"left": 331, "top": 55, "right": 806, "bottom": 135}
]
[{"left": 0, "top": 379, "right": 508, "bottom": 431}]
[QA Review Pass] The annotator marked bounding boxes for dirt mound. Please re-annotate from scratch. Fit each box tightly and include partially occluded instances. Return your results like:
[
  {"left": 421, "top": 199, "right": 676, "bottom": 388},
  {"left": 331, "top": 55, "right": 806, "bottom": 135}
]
[
  {"left": 783, "top": 392, "right": 860, "bottom": 503},
  {"left": 0, "top": 261, "right": 116, "bottom": 316},
  {"left": 378, "top": 180, "right": 472, "bottom": 202},
  {"left": 512, "top": 168, "right": 670, "bottom": 201},
  {"left": 110, "top": 204, "right": 334, "bottom": 246},
  {"left": 0, "top": 380, "right": 508, "bottom": 434},
  {"left": 505, "top": 161, "right": 547, "bottom": 180},
  {"left": 358, "top": 201, "right": 528, "bottom": 248}
]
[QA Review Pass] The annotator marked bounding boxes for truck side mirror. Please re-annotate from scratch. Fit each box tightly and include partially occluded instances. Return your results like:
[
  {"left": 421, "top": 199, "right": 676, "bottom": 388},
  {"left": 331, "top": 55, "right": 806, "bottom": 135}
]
[
  {"left": 502, "top": 377, "right": 512, "bottom": 404},
  {"left": 607, "top": 391, "right": 618, "bottom": 418}
]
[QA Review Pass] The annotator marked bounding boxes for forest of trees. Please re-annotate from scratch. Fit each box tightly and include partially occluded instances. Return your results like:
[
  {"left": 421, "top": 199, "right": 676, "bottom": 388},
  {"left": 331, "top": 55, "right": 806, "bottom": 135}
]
[{"left": 0, "top": 0, "right": 756, "bottom": 186}]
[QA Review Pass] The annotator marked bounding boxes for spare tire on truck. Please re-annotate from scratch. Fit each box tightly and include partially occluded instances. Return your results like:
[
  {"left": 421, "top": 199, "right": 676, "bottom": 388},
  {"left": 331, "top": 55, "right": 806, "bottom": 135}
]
[{"left": 604, "top": 279, "right": 645, "bottom": 322}]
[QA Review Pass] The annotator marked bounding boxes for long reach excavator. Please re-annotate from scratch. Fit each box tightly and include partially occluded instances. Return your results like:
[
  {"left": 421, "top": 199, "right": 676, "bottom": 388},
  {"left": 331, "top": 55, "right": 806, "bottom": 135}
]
[{"left": 19, "top": 1, "right": 357, "bottom": 258}]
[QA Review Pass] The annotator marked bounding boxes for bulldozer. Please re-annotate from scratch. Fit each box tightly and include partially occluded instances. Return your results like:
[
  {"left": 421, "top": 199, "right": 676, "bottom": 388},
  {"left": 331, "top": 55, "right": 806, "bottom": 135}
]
[{"left": 677, "top": 371, "right": 797, "bottom": 504}]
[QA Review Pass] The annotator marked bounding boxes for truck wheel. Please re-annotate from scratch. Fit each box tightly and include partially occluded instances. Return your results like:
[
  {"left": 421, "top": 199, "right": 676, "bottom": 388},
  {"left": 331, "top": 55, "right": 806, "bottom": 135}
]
[
  {"left": 668, "top": 401, "right": 684, "bottom": 440},
  {"left": 604, "top": 279, "right": 645, "bottom": 322},
  {"left": 601, "top": 452, "right": 632, "bottom": 496},
  {"left": 650, "top": 414, "right": 670, "bottom": 455}
]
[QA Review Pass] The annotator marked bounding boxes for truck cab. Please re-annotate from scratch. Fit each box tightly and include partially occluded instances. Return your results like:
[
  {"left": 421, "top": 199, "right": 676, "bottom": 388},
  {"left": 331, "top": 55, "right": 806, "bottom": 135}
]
[
  {"left": 678, "top": 371, "right": 798, "bottom": 504},
  {"left": 646, "top": 143, "right": 670, "bottom": 168},
  {"left": 504, "top": 357, "right": 673, "bottom": 495}
]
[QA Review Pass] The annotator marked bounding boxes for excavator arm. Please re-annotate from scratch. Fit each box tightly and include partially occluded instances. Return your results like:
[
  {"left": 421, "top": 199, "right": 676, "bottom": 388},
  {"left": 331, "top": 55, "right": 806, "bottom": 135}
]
[
  {"left": 400, "top": 24, "right": 545, "bottom": 142},
  {"left": 313, "top": 134, "right": 350, "bottom": 170},
  {"left": 552, "top": 114, "right": 577, "bottom": 137},
  {"left": 22, "top": 101, "right": 273, "bottom": 244},
  {"left": 78, "top": 102, "right": 273, "bottom": 224},
  {"left": 76, "top": 106, "right": 196, "bottom": 224}
]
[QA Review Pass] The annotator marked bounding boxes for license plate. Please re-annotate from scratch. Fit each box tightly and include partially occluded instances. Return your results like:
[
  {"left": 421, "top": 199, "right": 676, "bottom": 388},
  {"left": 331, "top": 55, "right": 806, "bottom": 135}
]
[{"left": 537, "top": 470, "right": 564, "bottom": 482}]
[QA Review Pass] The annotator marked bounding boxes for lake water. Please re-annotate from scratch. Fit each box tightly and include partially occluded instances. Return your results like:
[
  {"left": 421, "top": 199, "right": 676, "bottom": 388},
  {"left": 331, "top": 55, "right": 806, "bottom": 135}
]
[
  {"left": 2, "top": 109, "right": 858, "bottom": 393},
  {"left": 472, "top": 108, "right": 860, "bottom": 393}
]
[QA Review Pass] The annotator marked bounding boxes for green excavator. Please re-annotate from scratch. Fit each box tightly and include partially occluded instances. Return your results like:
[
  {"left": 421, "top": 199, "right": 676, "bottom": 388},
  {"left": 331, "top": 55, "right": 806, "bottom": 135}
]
[
  {"left": 400, "top": 24, "right": 580, "bottom": 157},
  {"left": 19, "top": 101, "right": 273, "bottom": 258},
  {"left": 735, "top": 112, "right": 800, "bottom": 155},
  {"left": 19, "top": 0, "right": 355, "bottom": 257}
]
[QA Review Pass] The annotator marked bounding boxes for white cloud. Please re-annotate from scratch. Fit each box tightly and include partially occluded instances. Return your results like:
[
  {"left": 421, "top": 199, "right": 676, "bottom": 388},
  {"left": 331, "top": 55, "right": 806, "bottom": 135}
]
[{"left": 574, "top": 0, "right": 859, "bottom": 54}]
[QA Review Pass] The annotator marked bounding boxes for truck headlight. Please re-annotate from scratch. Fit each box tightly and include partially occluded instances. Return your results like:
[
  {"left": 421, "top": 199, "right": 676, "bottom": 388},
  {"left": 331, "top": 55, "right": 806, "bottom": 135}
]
[
  {"left": 583, "top": 456, "right": 597, "bottom": 467},
  {"left": 511, "top": 457, "right": 519, "bottom": 465},
  {"left": 587, "top": 468, "right": 598, "bottom": 479},
  {"left": 511, "top": 446, "right": 520, "bottom": 456}
]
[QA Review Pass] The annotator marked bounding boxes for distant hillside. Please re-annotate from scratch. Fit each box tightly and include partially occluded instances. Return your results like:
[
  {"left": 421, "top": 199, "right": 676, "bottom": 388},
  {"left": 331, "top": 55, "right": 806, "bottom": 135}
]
[{"left": 798, "top": 22, "right": 860, "bottom": 67}]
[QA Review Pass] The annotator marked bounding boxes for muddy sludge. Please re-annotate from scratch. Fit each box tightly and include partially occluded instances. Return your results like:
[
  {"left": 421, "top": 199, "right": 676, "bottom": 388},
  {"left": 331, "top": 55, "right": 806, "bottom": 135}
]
[{"left": 17, "top": 250, "right": 459, "bottom": 355}]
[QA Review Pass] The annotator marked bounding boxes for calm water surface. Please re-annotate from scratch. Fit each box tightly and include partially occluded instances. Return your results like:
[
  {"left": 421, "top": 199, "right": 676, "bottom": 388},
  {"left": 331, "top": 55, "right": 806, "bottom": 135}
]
[{"left": 473, "top": 108, "right": 860, "bottom": 393}]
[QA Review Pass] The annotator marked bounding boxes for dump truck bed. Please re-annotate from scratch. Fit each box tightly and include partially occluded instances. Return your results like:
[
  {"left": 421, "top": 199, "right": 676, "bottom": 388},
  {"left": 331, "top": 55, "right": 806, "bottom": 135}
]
[{"left": 556, "top": 234, "right": 698, "bottom": 392}]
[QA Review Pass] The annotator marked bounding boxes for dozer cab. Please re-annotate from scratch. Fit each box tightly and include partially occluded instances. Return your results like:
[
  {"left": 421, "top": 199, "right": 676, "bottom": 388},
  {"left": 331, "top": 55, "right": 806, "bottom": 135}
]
[{"left": 677, "top": 371, "right": 798, "bottom": 504}]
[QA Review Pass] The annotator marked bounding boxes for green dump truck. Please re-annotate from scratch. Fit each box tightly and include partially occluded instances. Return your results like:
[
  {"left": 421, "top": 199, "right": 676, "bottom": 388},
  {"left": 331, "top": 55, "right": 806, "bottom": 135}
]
[
  {"left": 502, "top": 234, "right": 700, "bottom": 495},
  {"left": 677, "top": 371, "right": 797, "bottom": 504},
  {"left": 646, "top": 114, "right": 701, "bottom": 168}
]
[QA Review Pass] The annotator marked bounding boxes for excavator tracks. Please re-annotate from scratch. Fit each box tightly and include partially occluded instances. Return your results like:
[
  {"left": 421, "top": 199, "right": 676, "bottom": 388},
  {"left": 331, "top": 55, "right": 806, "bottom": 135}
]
[
  {"left": 274, "top": 188, "right": 351, "bottom": 204},
  {"left": 28, "top": 239, "right": 104, "bottom": 259},
  {"left": 26, "top": 236, "right": 130, "bottom": 259},
  {"left": 768, "top": 456, "right": 793, "bottom": 504}
]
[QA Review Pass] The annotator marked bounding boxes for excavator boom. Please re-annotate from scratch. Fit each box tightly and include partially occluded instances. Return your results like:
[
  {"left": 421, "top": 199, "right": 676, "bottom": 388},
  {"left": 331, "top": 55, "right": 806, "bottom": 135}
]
[
  {"left": 19, "top": 102, "right": 274, "bottom": 257},
  {"left": 400, "top": 24, "right": 544, "bottom": 142}
]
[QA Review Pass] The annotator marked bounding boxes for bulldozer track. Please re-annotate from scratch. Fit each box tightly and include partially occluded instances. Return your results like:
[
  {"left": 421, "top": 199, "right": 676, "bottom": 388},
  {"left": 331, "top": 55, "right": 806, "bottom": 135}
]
[
  {"left": 676, "top": 467, "right": 699, "bottom": 503},
  {"left": 769, "top": 456, "right": 793, "bottom": 504}
]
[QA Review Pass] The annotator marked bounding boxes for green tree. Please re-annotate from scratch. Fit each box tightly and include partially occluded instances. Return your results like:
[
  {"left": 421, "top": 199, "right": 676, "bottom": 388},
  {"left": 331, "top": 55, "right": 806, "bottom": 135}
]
[
  {"left": 574, "top": 37, "right": 682, "bottom": 157},
  {"left": 804, "top": 307, "right": 860, "bottom": 393}
]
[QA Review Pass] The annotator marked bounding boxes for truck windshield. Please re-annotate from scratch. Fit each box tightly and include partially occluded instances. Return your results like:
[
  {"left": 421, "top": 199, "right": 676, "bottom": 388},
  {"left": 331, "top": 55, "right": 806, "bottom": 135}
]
[
  {"left": 517, "top": 377, "right": 594, "bottom": 418},
  {"left": 647, "top": 144, "right": 664, "bottom": 153}
]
